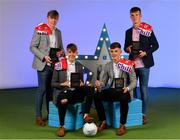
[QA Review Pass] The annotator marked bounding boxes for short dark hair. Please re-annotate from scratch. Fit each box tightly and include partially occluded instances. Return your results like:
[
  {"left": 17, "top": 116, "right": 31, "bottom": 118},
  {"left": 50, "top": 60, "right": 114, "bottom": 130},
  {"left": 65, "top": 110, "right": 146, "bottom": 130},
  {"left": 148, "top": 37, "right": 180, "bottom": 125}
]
[
  {"left": 67, "top": 43, "right": 77, "bottom": 53},
  {"left": 130, "top": 7, "right": 141, "bottom": 14},
  {"left": 110, "top": 42, "right": 121, "bottom": 49},
  {"left": 47, "top": 10, "right": 59, "bottom": 18}
]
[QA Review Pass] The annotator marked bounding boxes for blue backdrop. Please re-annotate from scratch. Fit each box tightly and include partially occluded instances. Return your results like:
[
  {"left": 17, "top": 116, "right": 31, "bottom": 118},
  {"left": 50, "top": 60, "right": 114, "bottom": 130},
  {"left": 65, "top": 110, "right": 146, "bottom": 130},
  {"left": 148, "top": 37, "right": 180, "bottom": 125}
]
[{"left": 0, "top": 0, "right": 180, "bottom": 88}]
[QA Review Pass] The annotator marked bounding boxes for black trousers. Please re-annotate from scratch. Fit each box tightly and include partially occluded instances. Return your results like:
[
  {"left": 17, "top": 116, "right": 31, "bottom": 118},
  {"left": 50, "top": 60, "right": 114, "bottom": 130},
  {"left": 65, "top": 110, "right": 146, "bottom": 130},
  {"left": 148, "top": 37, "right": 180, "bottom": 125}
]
[
  {"left": 94, "top": 88, "right": 131, "bottom": 125},
  {"left": 57, "top": 86, "right": 94, "bottom": 126}
]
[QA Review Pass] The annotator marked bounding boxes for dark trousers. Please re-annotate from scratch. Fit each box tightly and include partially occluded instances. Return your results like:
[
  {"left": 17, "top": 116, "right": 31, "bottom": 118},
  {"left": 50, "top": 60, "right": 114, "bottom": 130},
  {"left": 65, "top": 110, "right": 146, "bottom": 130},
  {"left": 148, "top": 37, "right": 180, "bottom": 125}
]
[
  {"left": 94, "top": 88, "right": 130, "bottom": 125},
  {"left": 57, "top": 86, "right": 94, "bottom": 126},
  {"left": 36, "top": 65, "right": 53, "bottom": 118}
]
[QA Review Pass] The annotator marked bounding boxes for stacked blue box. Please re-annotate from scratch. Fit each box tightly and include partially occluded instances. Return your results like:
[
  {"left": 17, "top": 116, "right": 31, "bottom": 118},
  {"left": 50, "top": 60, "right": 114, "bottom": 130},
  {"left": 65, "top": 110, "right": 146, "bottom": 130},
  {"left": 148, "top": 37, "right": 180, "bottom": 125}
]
[
  {"left": 103, "top": 98, "right": 142, "bottom": 128},
  {"left": 48, "top": 101, "right": 84, "bottom": 130}
]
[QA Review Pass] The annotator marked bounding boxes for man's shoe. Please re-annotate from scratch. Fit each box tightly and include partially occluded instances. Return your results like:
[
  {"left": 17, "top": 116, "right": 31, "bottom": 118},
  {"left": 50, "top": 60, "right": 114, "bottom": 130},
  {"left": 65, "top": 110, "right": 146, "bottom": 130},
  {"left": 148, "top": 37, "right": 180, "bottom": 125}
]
[
  {"left": 98, "top": 122, "right": 107, "bottom": 132},
  {"left": 116, "top": 124, "right": 126, "bottom": 136},
  {"left": 84, "top": 115, "right": 94, "bottom": 123},
  {"left": 36, "top": 117, "right": 45, "bottom": 127},
  {"left": 143, "top": 115, "right": 148, "bottom": 125},
  {"left": 56, "top": 126, "right": 65, "bottom": 137}
]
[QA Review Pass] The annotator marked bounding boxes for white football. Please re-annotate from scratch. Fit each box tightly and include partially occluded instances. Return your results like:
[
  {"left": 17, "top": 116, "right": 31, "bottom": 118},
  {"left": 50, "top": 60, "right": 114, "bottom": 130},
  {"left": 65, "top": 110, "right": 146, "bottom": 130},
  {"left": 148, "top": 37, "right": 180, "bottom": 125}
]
[{"left": 83, "top": 122, "right": 97, "bottom": 136}]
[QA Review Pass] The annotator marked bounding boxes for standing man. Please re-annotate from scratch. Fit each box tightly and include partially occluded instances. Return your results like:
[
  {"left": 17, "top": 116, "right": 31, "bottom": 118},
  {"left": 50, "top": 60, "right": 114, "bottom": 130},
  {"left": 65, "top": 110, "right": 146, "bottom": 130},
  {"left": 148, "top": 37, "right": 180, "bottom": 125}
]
[
  {"left": 95, "top": 42, "right": 136, "bottom": 136},
  {"left": 124, "top": 7, "right": 159, "bottom": 124},
  {"left": 30, "top": 10, "right": 64, "bottom": 126},
  {"left": 52, "top": 43, "right": 94, "bottom": 137}
]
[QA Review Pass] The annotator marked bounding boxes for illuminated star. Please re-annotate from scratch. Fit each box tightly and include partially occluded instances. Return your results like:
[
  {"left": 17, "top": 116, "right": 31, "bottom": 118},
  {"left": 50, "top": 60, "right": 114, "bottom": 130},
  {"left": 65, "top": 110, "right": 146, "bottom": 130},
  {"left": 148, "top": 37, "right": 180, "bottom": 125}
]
[
  {"left": 77, "top": 24, "right": 111, "bottom": 85},
  {"left": 77, "top": 24, "right": 128, "bottom": 85}
]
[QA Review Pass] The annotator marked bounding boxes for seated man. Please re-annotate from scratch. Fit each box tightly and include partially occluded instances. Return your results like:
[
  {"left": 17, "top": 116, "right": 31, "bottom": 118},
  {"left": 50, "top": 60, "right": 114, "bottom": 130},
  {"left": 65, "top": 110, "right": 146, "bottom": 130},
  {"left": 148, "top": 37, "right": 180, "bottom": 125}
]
[
  {"left": 95, "top": 42, "right": 137, "bottom": 136},
  {"left": 51, "top": 43, "right": 94, "bottom": 137}
]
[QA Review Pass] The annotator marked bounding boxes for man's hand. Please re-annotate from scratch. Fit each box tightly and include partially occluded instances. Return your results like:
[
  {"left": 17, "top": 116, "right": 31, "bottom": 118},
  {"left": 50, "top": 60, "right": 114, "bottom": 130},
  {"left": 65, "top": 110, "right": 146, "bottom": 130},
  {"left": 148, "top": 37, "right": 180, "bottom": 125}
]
[
  {"left": 126, "top": 45, "right": 132, "bottom": 53},
  {"left": 95, "top": 80, "right": 102, "bottom": 92},
  {"left": 61, "top": 99, "right": 68, "bottom": 104},
  {"left": 44, "top": 56, "right": 52, "bottom": 63},
  {"left": 60, "top": 81, "right": 70, "bottom": 87},
  {"left": 95, "top": 80, "right": 101, "bottom": 88},
  {"left": 123, "top": 87, "right": 129, "bottom": 93},
  {"left": 80, "top": 80, "right": 84, "bottom": 87},
  {"left": 138, "top": 50, "right": 147, "bottom": 58}
]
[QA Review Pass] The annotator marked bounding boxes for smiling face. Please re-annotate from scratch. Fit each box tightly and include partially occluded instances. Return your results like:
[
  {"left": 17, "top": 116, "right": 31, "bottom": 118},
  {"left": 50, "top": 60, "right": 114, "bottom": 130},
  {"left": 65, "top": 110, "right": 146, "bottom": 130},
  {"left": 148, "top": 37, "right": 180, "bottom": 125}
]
[
  {"left": 66, "top": 49, "right": 78, "bottom": 63},
  {"left": 110, "top": 47, "right": 122, "bottom": 63}
]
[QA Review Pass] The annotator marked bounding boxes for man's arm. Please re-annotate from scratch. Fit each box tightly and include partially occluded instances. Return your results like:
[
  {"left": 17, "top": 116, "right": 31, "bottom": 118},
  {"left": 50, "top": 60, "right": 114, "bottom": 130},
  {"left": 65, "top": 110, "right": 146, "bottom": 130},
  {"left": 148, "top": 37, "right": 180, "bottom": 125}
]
[
  {"left": 99, "top": 64, "right": 109, "bottom": 88},
  {"left": 127, "top": 67, "right": 137, "bottom": 91},
  {"left": 146, "top": 30, "right": 159, "bottom": 55},
  {"left": 29, "top": 30, "right": 46, "bottom": 61},
  {"left": 58, "top": 30, "right": 64, "bottom": 51},
  {"left": 124, "top": 30, "right": 132, "bottom": 54}
]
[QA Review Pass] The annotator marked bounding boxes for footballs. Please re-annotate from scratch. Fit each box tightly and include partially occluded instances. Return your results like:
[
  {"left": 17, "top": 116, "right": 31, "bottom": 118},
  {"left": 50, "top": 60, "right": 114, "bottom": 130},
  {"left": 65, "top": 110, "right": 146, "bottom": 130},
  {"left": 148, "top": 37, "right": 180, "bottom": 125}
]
[{"left": 83, "top": 122, "right": 97, "bottom": 136}]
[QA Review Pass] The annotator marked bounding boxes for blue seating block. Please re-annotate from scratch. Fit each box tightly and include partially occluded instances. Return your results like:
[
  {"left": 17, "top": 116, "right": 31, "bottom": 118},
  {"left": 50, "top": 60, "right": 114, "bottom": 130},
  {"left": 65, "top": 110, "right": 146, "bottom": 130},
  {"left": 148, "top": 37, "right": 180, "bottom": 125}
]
[
  {"left": 48, "top": 101, "right": 84, "bottom": 130},
  {"left": 103, "top": 99, "right": 143, "bottom": 128}
]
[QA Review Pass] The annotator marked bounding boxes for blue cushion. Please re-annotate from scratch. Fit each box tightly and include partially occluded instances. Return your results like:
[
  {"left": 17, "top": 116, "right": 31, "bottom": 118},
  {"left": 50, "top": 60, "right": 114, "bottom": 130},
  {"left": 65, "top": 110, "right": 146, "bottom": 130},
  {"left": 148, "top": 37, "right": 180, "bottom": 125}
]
[
  {"left": 103, "top": 98, "right": 143, "bottom": 128},
  {"left": 48, "top": 101, "right": 84, "bottom": 130}
]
